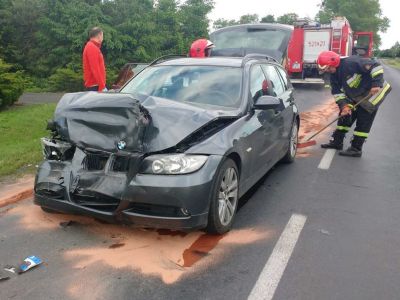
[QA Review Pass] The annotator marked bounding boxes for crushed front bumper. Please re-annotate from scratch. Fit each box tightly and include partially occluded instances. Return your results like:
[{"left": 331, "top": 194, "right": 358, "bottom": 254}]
[{"left": 34, "top": 150, "right": 223, "bottom": 230}]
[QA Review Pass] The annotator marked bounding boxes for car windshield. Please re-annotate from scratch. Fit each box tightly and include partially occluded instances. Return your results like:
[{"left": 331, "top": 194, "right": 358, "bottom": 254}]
[
  {"left": 212, "top": 27, "right": 290, "bottom": 52},
  {"left": 121, "top": 65, "right": 243, "bottom": 109}
]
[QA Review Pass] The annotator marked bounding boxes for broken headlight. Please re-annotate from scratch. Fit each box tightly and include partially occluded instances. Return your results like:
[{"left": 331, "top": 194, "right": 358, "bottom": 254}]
[
  {"left": 139, "top": 154, "right": 208, "bottom": 175},
  {"left": 41, "top": 138, "right": 74, "bottom": 161}
]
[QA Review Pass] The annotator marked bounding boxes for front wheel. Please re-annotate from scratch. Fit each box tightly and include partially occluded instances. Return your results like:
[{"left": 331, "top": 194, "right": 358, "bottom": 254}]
[
  {"left": 281, "top": 120, "right": 298, "bottom": 163},
  {"left": 206, "top": 158, "right": 239, "bottom": 234}
]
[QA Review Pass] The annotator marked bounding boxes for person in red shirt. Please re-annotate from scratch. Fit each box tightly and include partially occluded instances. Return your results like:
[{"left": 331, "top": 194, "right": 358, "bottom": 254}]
[{"left": 83, "top": 27, "right": 107, "bottom": 92}]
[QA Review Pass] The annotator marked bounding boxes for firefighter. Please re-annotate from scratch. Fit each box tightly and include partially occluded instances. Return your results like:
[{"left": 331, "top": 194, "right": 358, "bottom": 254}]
[
  {"left": 189, "top": 39, "right": 214, "bottom": 58},
  {"left": 317, "top": 50, "right": 391, "bottom": 157}
]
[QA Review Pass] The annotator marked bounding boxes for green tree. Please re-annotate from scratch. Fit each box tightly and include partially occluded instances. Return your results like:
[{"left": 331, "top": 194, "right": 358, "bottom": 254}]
[
  {"left": 261, "top": 14, "right": 275, "bottom": 23},
  {"left": 102, "top": 0, "right": 158, "bottom": 63},
  {"left": 35, "top": 0, "right": 105, "bottom": 77},
  {"left": 277, "top": 13, "right": 298, "bottom": 25},
  {"left": 154, "top": 0, "right": 185, "bottom": 55},
  {"left": 178, "top": 0, "right": 214, "bottom": 49},
  {"left": 213, "top": 18, "right": 239, "bottom": 30},
  {"left": 0, "top": 0, "right": 45, "bottom": 72},
  {"left": 389, "top": 41, "right": 400, "bottom": 57},
  {"left": 316, "top": 0, "right": 389, "bottom": 47},
  {"left": 0, "top": 0, "right": 216, "bottom": 93},
  {"left": 239, "top": 14, "right": 259, "bottom": 24}
]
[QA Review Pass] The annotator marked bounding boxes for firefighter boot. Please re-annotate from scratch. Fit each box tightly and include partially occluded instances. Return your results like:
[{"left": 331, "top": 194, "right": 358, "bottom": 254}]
[
  {"left": 339, "top": 136, "right": 364, "bottom": 157},
  {"left": 321, "top": 130, "right": 345, "bottom": 150}
]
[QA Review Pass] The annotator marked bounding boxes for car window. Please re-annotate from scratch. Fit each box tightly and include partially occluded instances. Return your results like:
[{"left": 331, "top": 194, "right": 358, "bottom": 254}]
[
  {"left": 261, "top": 65, "right": 285, "bottom": 96},
  {"left": 250, "top": 65, "right": 269, "bottom": 102},
  {"left": 121, "top": 65, "right": 243, "bottom": 109},
  {"left": 276, "top": 66, "right": 290, "bottom": 90}
]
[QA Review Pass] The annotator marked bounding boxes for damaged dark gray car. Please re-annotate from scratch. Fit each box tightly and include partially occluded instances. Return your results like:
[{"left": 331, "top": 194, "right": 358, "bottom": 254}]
[{"left": 35, "top": 54, "right": 299, "bottom": 234}]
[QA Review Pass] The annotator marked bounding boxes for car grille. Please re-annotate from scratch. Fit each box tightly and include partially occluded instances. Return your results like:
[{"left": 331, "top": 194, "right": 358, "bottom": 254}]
[
  {"left": 112, "top": 156, "right": 130, "bottom": 172},
  {"left": 82, "top": 152, "right": 109, "bottom": 171},
  {"left": 72, "top": 193, "right": 120, "bottom": 212}
]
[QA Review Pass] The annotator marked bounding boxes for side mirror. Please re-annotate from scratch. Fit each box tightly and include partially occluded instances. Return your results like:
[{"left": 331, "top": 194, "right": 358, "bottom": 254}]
[{"left": 254, "top": 95, "right": 281, "bottom": 110}]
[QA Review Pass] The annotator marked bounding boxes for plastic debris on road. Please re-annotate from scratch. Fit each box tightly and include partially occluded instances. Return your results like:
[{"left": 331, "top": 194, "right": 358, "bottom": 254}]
[
  {"left": 4, "top": 266, "right": 16, "bottom": 274},
  {"left": 18, "top": 256, "right": 43, "bottom": 273}
]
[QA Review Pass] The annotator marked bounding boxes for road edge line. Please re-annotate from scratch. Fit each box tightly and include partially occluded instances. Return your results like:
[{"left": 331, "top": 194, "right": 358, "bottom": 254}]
[{"left": 318, "top": 149, "right": 336, "bottom": 170}]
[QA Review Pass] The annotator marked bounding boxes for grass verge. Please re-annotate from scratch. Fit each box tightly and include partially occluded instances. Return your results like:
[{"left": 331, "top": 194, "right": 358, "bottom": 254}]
[
  {"left": 0, "top": 103, "right": 56, "bottom": 177},
  {"left": 381, "top": 58, "right": 400, "bottom": 69}
]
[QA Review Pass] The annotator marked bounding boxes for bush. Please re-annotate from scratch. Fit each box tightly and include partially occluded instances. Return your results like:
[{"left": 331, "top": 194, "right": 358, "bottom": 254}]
[
  {"left": 48, "top": 67, "right": 83, "bottom": 92},
  {"left": 47, "top": 65, "right": 119, "bottom": 92},
  {"left": 0, "top": 59, "right": 25, "bottom": 109},
  {"left": 24, "top": 76, "right": 51, "bottom": 92}
]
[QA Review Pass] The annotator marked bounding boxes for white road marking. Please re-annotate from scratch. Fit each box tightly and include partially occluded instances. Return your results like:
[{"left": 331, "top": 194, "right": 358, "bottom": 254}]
[
  {"left": 248, "top": 214, "right": 307, "bottom": 300},
  {"left": 318, "top": 149, "right": 336, "bottom": 170}
]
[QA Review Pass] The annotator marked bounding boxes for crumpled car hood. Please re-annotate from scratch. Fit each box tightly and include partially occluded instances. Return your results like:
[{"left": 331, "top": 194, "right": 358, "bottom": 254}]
[{"left": 53, "top": 92, "right": 239, "bottom": 153}]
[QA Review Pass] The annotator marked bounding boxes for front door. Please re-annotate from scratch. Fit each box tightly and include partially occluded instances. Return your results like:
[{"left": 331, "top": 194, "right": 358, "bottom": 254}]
[
  {"left": 262, "top": 64, "right": 295, "bottom": 154},
  {"left": 246, "top": 65, "right": 282, "bottom": 182}
]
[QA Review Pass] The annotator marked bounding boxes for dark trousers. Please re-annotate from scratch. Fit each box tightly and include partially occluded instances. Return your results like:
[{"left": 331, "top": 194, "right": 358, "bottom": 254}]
[
  {"left": 333, "top": 106, "right": 377, "bottom": 150},
  {"left": 85, "top": 86, "right": 98, "bottom": 91}
]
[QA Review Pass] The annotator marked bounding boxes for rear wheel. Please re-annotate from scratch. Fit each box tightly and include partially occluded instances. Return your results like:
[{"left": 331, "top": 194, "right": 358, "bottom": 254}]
[
  {"left": 281, "top": 120, "right": 298, "bottom": 163},
  {"left": 206, "top": 158, "right": 239, "bottom": 234}
]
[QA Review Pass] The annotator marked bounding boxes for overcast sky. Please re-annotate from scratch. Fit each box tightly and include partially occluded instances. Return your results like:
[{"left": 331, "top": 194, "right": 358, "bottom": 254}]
[{"left": 209, "top": 0, "right": 397, "bottom": 49}]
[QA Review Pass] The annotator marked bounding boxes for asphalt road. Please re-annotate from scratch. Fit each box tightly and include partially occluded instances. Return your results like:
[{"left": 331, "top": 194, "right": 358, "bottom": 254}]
[
  {"left": 17, "top": 92, "right": 64, "bottom": 105},
  {"left": 1, "top": 64, "right": 399, "bottom": 300}
]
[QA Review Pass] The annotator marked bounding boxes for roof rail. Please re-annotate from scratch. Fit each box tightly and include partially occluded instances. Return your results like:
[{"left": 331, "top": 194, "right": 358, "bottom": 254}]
[
  {"left": 241, "top": 53, "right": 279, "bottom": 66},
  {"left": 149, "top": 54, "right": 187, "bottom": 66}
]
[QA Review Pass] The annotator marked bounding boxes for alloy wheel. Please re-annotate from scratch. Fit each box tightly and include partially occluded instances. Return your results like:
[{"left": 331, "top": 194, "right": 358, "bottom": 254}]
[
  {"left": 217, "top": 167, "right": 238, "bottom": 226},
  {"left": 290, "top": 122, "right": 298, "bottom": 158}
]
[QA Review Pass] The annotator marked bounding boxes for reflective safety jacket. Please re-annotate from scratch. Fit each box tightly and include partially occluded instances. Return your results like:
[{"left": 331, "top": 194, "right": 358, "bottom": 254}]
[{"left": 330, "top": 55, "right": 391, "bottom": 112}]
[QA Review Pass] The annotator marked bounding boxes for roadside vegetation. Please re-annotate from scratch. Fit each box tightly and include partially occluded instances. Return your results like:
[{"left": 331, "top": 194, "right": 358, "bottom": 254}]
[
  {"left": 381, "top": 58, "right": 400, "bottom": 69},
  {"left": 377, "top": 42, "right": 400, "bottom": 69},
  {"left": 0, "top": 0, "right": 215, "bottom": 107},
  {"left": 0, "top": 103, "right": 56, "bottom": 177}
]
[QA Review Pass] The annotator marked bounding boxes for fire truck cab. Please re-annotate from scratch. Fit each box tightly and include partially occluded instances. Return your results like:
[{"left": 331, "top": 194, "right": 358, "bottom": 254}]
[{"left": 286, "top": 17, "right": 373, "bottom": 82}]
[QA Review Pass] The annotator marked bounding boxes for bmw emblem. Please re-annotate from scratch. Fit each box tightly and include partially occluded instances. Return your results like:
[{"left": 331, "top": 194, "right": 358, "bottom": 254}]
[{"left": 117, "top": 140, "right": 126, "bottom": 150}]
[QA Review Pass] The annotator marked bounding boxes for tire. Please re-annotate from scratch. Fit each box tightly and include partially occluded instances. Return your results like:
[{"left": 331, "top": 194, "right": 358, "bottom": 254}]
[
  {"left": 206, "top": 158, "right": 239, "bottom": 234},
  {"left": 281, "top": 120, "right": 298, "bottom": 163},
  {"left": 40, "top": 206, "right": 61, "bottom": 214}
]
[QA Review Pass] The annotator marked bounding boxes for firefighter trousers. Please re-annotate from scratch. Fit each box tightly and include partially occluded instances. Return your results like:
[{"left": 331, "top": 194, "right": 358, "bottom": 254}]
[{"left": 333, "top": 106, "right": 377, "bottom": 150}]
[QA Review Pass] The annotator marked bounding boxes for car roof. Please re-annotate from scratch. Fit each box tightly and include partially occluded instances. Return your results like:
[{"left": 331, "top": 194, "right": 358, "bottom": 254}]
[
  {"left": 155, "top": 56, "right": 282, "bottom": 68},
  {"left": 156, "top": 57, "right": 243, "bottom": 67}
]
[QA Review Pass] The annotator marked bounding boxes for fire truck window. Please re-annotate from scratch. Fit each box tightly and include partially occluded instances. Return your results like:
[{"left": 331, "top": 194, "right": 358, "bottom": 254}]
[
  {"left": 250, "top": 65, "right": 268, "bottom": 102},
  {"left": 262, "top": 65, "right": 285, "bottom": 96}
]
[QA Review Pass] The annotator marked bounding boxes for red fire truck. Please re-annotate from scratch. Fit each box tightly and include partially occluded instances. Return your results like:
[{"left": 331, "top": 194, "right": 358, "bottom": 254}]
[{"left": 286, "top": 17, "right": 373, "bottom": 82}]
